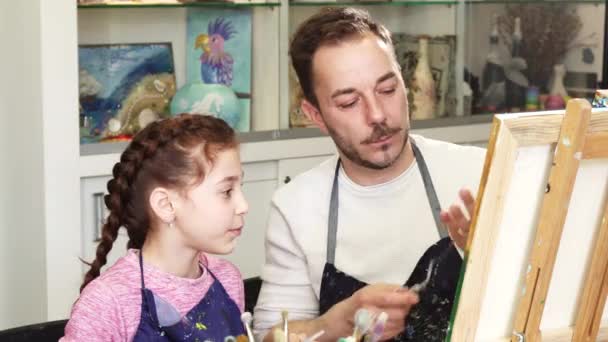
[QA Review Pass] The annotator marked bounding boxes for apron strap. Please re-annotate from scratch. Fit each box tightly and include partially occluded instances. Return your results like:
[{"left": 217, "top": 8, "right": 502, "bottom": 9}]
[
  {"left": 138, "top": 250, "right": 152, "bottom": 318},
  {"left": 326, "top": 159, "right": 341, "bottom": 264},
  {"left": 411, "top": 140, "right": 447, "bottom": 239},
  {"left": 325, "top": 139, "right": 446, "bottom": 265},
  {"left": 138, "top": 250, "right": 146, "bottom": 290}
]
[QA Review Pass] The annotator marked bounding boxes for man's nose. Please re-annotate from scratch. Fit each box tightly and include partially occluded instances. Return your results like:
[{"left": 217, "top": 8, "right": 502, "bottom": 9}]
[{"left": 366, "top": 96, "right": 387, "bottom": 124}]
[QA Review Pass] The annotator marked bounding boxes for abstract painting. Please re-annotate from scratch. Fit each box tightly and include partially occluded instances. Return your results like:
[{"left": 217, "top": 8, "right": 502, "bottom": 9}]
[{"left": 78, "top": 42, "right": 176, "bottom": 144}]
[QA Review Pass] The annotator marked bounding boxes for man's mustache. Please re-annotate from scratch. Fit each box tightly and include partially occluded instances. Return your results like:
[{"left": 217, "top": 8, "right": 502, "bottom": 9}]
[{"left": 361, "top": 125, "right": 402, "bottom": 144}]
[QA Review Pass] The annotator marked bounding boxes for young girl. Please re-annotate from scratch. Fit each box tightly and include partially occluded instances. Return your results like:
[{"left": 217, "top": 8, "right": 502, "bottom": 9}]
[{"left": 61, "top": 114, "right": 249, "bottom": 341}]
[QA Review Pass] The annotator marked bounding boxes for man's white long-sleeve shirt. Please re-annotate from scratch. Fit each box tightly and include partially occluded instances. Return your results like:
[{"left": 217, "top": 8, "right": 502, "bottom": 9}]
[{"left": 253, "top": 135, "right": 486, "bottom": 339}]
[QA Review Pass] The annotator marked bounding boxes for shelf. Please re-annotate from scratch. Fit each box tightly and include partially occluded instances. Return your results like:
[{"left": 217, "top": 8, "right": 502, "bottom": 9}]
[
  {"left": 464, "top": 0, "right": 602, "bottom": 3},
  {"left": 79, "top": 114, "right": 494, "bottom": 156},
  {"left": 289, "top": 0, "right": 601, "bottom": 6},
  {"left": 78, "top": 1, "right": 280, "bottom": 8},
  {"left": 290, "top": 1, "right": 456, "bottom": 6}
]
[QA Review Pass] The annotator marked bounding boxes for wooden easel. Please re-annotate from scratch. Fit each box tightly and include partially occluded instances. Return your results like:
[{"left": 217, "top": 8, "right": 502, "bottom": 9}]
[
  {"left": 449, "top": 99, "right": 608, "bottom": 342},
  {"left": 510, "top": 100, "right": 608, "bottom": 342}
]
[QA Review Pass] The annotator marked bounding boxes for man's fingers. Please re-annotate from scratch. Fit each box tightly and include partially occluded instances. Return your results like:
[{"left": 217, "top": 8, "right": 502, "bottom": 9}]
[
  {"left": 449, "top": 204, "right": 465, "bottom": 222},
  {"left": 449, "top": 204, "right": 472, "bottom": 235},
  {"left": 439, "top": 210, "right": 451, "bottom": 225},
  {"left": 381, "top": 289, "right": 419, "bottom": 308},
  {"left": 381, "top": 307, "right": 409, "bottom": 322},
  {"left": 382, "top": 323, "right": 405, "bottom": 341},
  {"left": 460, "top": 188, "right": 475, "bottom": 215},
  {"left": 355, "top": 285, "right": 419, "bottom": 309}
]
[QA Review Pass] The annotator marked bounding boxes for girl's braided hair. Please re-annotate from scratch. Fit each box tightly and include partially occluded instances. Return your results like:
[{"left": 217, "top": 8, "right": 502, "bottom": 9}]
[{"left": 80, "top": 114, "right": 237, "bottom": 292}]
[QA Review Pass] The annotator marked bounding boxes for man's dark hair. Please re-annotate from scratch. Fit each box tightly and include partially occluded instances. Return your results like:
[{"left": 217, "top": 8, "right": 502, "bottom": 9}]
[{"left": 289, "top": 7, "right": 393, "bottom": 107}]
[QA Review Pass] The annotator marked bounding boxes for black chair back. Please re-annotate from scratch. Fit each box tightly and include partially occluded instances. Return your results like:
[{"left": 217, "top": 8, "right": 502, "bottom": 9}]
[
  {"left": 0, "top": 320, "right": 67, "bottom": 342},
  {"left": 244, "top": 276, "right": 262, "bottom": 313}
]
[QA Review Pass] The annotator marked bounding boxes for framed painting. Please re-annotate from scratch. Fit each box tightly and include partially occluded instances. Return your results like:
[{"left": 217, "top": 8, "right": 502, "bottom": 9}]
[
  {"left": 78, "top": 42, "right": 176, "bottom": 144},
  {"left": 186, "top": 8, "right": 252, "bottom": 132}
]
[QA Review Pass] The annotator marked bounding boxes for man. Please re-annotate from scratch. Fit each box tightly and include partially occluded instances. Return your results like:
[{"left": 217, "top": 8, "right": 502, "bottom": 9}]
[{"left": 253, "top": 7, "right": 485, "bottom": 341}]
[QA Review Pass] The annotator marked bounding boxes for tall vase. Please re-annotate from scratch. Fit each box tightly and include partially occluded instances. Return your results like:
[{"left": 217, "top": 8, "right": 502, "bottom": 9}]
[
  {"left": 545, "top": 64, "right": 568, "bottom": 110},
  {"left": 505, "top": 17, "right": 527, "bottom": 111},
  {"left": 480, "top": 14, "right": 506, "bottom": 113},
  {"left": 549, "top": 64, "right": 568, "bottom": 98},
  {"left": 411, "top": 37, "right": 436, "bottom": 120}
]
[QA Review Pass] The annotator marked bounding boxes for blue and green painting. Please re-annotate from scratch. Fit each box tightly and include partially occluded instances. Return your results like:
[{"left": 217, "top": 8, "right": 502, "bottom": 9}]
[{"left": 78, "top": 43, "right": 176, "bottom": 143}]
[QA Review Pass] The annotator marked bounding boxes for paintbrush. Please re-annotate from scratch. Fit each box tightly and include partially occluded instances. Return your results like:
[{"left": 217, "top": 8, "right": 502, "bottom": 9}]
[
  {"left": 367, "top": 312, "right": 388, "bottom": 342},
  {"left": 303, "top": 329, "right": 325, "bottom": 342},
  {"left": 240, "top": 312, "right": 255, "bottom": 342},
  {"left": 409, "top": 238, "right": 457, "bottom": 293},
  {"left": 272, "top": 328, "right": 285, "bottom": 342},
  {"left": 352, "top": 308, "right": 373, "bottom": 341},
  {"left": 281, "top": 310, "right": 289, "bottom": 342},
  {"left": 410, "top": 260, "right": 435, "bottom": 294}
]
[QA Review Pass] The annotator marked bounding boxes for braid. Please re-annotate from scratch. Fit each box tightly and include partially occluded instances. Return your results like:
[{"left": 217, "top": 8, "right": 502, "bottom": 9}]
[
  {"left": 80, "top": 114, "right": 236, "bottom": 291},
  {"left": 80, "top": 127, "right": 159, "bottom": 291},
  {"left": 79, "top": 178, "right": 127, "bottom": 292},
  {"left": 120, "top": 120, "right": 185, "bottom": 250}
]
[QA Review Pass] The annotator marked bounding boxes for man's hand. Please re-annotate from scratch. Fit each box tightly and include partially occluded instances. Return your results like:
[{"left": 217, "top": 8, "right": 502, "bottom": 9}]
[
  {"left": 320, "top": 284, "right": 419, "bottom": 341},
  {"left": 440, "top": 188, "right": 476, "bottom": 250}
]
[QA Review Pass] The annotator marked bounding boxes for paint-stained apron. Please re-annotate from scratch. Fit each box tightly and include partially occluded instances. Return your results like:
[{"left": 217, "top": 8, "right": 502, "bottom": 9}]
[{"left": 318, "top": 141, "right": 462, "bottom": 341}]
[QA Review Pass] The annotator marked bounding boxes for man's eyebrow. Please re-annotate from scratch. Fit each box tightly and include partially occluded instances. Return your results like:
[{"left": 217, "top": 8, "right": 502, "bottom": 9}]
[
  {"left": 331, "top": 87, "right": 356, "bottom": 99},
  {"left": 330, "top": 72, "right": 396, "bottom": 99},
  {"left": 377, "top": 71, "right": 397, "bottom": 84}
]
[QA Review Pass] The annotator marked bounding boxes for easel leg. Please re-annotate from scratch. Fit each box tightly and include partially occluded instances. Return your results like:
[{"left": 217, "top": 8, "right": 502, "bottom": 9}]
[
  {"left": 573, "top": 196, "right": 608, "bottom": 342},
  {"left": 511, "top": 100, "right": 592, "bottom": 342}
]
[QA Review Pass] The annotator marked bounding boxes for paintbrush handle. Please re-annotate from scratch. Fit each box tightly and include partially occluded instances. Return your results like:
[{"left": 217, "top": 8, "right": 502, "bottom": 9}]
[
  {"left": 302, "top": 329, "right": 325, "bottom": 342},
  {"left": 369, "top": 312, "right": 388, "bottom": 342}
]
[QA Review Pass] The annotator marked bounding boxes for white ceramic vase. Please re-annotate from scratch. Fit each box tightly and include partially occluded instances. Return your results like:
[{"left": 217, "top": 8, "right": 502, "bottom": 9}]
[{"left": 411, "top": 37, "right": 436, "bottom": 120}]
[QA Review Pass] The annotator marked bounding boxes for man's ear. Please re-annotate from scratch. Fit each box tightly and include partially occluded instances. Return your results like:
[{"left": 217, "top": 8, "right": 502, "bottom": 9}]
[
  {"left": 301, "top": 99, "right": 328, "bottom": 135},
  {"left": 149, "top": 187, "right": 176, "bottom": 224}
]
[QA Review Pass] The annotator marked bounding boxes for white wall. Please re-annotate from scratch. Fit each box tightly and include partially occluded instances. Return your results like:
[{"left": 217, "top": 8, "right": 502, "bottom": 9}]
[
  {"left": 0, "top": 0, "right": 47, "bottom": 330},
  {"left": 40, "top": 0, "right": 82, "bottom": 322},
  {"left": 0, "top": 0, "right": 82, "bottom": 330}
]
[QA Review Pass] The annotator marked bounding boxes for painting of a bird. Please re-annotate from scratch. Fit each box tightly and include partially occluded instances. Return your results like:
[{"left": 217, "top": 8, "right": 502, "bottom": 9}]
[{"left": 195, "top": 17, "right": 236, "bottom": 86}]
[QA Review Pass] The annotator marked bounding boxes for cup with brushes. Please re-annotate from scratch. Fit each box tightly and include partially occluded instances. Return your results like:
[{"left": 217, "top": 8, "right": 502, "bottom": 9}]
[
  {"left": 238, "top": 310, "right": 325, "bottom": 342},
  {"left": 219, "top": 312, "right": 256, "bottom": 342},
  {"left": 269, "top": 310, "right": 326, "bottom": 342}
]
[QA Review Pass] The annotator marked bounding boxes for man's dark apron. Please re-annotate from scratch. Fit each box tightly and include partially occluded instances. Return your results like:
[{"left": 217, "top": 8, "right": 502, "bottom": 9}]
[{"left": 318, "top": 142, "right": 462, "bottom": 341}]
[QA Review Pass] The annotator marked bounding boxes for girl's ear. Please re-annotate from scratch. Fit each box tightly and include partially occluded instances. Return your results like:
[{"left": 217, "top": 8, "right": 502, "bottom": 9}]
[{"left": 149, "top": 187, "right": 176, "bottom": 224}]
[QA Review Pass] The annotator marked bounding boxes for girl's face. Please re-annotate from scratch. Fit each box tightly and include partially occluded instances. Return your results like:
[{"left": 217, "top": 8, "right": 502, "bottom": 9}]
[{"left": 173, "top": 148, "right": 249, "bottom": 255}]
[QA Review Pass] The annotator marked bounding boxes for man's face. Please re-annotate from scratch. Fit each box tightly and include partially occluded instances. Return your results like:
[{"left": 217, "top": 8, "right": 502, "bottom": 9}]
[{"left": 305, "top": 33, "right": 410, "bottom": 170}]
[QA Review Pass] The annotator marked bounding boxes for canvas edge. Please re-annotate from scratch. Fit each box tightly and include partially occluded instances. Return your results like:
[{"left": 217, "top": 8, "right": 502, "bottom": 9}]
[
  {"left": 449, "top": 114, "right": 519, "bottom": 342},
  {"left": 450, "top": 100, "right": 608, "bottom": 342}
]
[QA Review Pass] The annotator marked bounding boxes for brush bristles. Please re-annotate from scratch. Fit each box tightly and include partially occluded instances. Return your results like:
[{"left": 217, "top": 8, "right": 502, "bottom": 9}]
[{"left": 241, "top": 312, "right": 252, "bottom": 324}]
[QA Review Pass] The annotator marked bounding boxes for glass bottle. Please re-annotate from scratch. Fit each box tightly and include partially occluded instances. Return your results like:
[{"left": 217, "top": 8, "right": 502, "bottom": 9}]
[
  {"left": 480, "top": 14, "right": 506, "bottom": 113},
  {"left": 505, "top": 17, "right": 526, "bottom": 111},
  {"left": 411, "top": 37, "right": 436, "bottom": 120}
]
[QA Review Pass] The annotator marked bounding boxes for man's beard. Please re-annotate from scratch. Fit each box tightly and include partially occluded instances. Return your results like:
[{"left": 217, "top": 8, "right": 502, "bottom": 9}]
[{"left": 326, "top": 122, "right": 409, "bottom": 170}]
